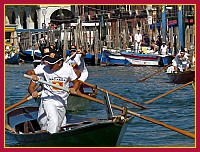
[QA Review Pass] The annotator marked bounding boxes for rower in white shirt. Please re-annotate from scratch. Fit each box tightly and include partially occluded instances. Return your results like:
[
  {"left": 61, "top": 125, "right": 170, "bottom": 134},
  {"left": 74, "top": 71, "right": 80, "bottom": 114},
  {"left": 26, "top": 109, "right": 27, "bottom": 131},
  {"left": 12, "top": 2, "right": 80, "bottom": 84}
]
[{"left": 66, "top": 46, "right": 88, "bottom": 93}]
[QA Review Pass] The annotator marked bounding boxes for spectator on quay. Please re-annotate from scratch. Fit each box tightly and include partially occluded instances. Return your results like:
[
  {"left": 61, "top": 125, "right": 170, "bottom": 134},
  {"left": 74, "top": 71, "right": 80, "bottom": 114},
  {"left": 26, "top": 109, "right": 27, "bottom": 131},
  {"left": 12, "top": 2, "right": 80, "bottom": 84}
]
[
  {"left": 134, "top": 29, "right": 142, "bottom": 53},
  {"left": 159, "top": 42, "right": 168, "bottom": 55},
  {"left": 156, "top": 35, "right": 162, "bottom": 51}
]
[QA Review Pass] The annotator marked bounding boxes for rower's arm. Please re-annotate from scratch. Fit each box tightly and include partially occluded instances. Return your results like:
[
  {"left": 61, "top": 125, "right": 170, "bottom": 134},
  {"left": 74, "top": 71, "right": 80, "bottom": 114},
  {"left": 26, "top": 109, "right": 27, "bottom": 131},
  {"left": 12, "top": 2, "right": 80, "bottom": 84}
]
[{"left": 26, "top": 70, "right": 36, "bottom": 75}]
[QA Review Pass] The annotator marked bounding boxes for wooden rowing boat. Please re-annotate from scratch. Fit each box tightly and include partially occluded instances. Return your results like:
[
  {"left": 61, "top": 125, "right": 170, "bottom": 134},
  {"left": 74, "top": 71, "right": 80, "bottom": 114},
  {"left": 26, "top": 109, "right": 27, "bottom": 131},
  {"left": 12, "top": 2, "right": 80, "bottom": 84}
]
[
  {"left": 6, "top": 106, "right": 133, "bottom": 147},
  {"left": 167, "top": 70, "right": 195, "bottom": 84}
]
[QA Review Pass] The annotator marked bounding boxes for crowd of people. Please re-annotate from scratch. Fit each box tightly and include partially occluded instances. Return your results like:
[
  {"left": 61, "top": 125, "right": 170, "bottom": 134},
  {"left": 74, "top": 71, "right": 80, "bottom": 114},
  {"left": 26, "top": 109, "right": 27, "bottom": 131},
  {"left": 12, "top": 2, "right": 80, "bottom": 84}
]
[{"left": 128, "top": 29, "right": 194, "bottom": 72}]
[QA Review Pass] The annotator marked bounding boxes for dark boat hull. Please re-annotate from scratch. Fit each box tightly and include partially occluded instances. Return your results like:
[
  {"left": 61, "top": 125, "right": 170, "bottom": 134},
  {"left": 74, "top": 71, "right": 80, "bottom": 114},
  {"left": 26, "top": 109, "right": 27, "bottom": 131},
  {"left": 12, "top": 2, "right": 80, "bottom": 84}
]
[
  {"left": 167, "top": 71, "right": 195, "bottom": 84},
  {"left": 11, "top": 121, "right": 122, "bottom": 147},
  {"left": 6, "top": 107, "right": 133, "bottom": 147},
  {"left": 100, "top": 50, "right": 130, "bottom": 66},
  {"left": 19, "top": 50, "right": 42, "bottom": 63}
]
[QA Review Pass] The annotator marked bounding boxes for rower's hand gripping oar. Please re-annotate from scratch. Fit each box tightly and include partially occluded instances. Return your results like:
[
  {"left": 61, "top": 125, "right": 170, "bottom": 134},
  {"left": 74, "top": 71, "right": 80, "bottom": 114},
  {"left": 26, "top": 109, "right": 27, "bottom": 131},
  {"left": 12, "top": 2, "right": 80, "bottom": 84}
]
[
  {"left": 24, "top": 74, "right": 69, "bottom": 93},
  {"left": 65, "top": 52, "right": 77, "bottom": 63},
  {"left": 23, "top": 75, "right": 195, "bottom": 139}
]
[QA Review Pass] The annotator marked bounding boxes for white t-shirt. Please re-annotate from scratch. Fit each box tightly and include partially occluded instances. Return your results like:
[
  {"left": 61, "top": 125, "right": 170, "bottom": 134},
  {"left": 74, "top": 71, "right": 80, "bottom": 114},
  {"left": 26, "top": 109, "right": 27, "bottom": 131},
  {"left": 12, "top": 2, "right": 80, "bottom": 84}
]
[
  {"left": 66, "top": 54, "right": 88, "bottom": 82},
  {"left": 134, "top": 33, "right": 142, "bottom": 43},
  {"left": 34, "top": 63, "right": 77, "bottom": 104},
  {"left": 160, "top": 45, "right": 168, "bottom": 55}
]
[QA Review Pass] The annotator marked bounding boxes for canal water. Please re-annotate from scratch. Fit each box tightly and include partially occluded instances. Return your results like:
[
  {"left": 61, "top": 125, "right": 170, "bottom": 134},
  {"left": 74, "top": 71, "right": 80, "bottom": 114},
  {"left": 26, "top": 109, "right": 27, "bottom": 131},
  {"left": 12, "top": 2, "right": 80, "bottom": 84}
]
[{"left": 5, "top": 64, "right": 195, "bottom": 147}]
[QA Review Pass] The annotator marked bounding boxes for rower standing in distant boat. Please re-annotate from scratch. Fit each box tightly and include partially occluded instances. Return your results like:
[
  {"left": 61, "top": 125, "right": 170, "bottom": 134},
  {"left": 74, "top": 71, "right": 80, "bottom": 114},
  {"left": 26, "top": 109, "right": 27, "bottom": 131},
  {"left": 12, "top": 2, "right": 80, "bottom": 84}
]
[
  {"left": 167, "top": 48, "right": 190, "bottom": 73},
  {"left": 134, "top": 29, "right": 142, "bottom": 54}
]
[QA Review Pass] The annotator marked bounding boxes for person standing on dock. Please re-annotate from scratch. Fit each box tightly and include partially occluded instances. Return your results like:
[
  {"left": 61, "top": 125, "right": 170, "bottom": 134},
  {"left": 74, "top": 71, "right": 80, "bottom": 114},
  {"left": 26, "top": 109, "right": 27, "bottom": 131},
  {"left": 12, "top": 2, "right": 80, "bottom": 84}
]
[
  {"left": 156, "top": 35, "right": 162, "bottom": 52},
  {"left": 134, "top": 29, "right": 142, "bottom": 54},
  {"left": 159, "top": 42, "right": 168, "bottom": 55}
]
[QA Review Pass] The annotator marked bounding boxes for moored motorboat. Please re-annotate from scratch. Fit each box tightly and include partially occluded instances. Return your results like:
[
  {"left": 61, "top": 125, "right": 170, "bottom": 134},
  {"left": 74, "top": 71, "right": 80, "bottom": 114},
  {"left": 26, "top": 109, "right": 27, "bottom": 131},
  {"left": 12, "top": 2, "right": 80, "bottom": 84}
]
[
  {"left": 5, "top": 106, "right": 133, "bottom": 147},
  {"left": 19, "top": 49, "right": 42, "bottom": 63},
  {"left": 100, "top": 49, "right": 131, "bottom": 66},
  {"left": 5, "top": 43, "right": 20, "bottom": 64},
  {"left": 120, "top": 51, "right": 173, "bottom": 66},
  {"left": 5, "top": 52, "right": 19, "bottom": 64}
]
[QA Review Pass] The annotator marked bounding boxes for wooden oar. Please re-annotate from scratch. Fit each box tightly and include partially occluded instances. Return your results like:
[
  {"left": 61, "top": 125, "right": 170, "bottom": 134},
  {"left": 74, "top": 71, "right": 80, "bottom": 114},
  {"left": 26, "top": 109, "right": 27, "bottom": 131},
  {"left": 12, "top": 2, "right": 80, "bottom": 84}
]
[
  {"left": 5, "top": 85, "right": 41, "bottom": 112},
  {"left": 65, "top": 52, "right": 77, "bottom": 63},
  {"left": 5, "top": 91, "right": 42, "bottom": 112},
  {"left": 75, "top": 93, "right": 194, "bottom": 139},
  {"left": 24, "top": 74, "right": 69, "bottom": 93},
  {"left": 139, "top": 64, "right": 172, "bottom": 82},
  {"left": 144, "top": 81, "right": 193, "bottom": 104},
  {"left": 23, "top": 75, "right": 195, "bottom": 139},
  {"left": 80, "top": 81, "right": 148, "bottom": 110},
  {"left": 5, "top": 124, "right": 16, "bottom": 133}
]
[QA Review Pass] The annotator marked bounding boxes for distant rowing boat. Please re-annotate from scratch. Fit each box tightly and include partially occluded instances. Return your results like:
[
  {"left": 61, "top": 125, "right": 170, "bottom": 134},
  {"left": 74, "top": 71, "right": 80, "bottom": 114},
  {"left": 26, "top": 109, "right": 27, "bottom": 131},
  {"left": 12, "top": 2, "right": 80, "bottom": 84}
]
[{"left": 167, "top": 70, "right": 195, "bottom": 84}]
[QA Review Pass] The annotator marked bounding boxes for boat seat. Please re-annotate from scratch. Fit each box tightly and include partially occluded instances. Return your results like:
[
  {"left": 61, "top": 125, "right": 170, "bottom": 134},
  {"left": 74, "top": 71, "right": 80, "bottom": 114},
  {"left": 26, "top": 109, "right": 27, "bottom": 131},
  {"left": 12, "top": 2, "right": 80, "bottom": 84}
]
[{"left": 24, "top": 121, "right": 35, "bottom": 133}]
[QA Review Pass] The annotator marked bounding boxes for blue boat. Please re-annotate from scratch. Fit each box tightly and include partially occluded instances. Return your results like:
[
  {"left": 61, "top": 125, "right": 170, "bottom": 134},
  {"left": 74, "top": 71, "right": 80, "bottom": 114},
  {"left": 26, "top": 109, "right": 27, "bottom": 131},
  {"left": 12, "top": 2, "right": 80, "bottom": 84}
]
[
  {"left": 84, "top": 52, "right": 102, "bottom": 65},
  {"left": 100, "top": 49, "right": 131, "bottom": 66},
  {"left": 19, "top": 49, "right": 42, "bottom": 63},
  {"left": 5, "top": 52, "right": 19, "bottom": 64}
]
